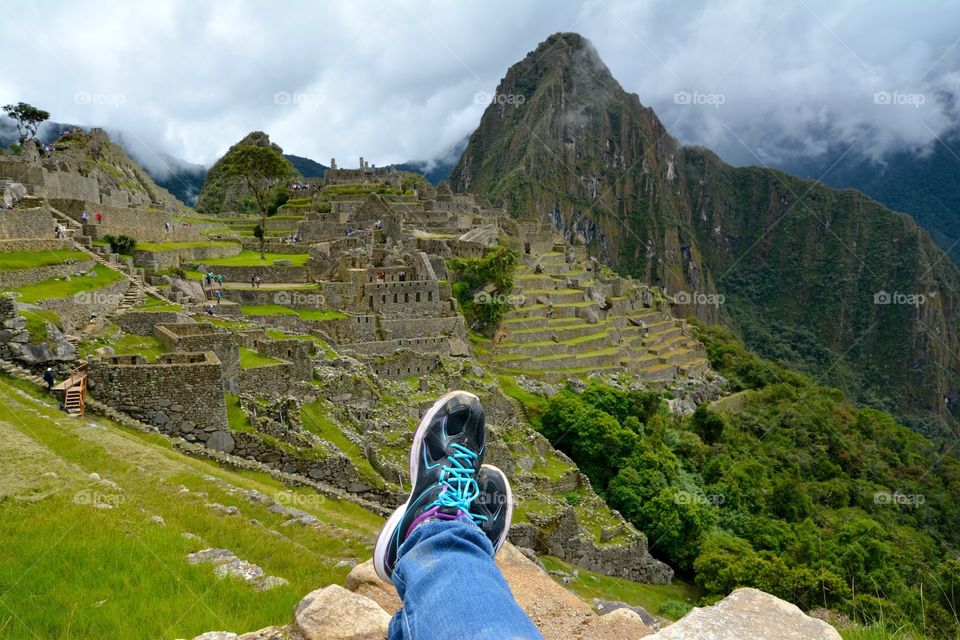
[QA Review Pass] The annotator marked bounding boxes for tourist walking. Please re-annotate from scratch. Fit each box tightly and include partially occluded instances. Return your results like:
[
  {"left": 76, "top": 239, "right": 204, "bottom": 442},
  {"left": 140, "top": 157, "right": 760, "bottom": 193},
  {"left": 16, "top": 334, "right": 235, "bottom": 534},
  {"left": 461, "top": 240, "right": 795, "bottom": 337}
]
[
  {"left": 95, "top": 211, "right": 102, "bottom": 225},
  {"left": 214, "top": 289, "right": 222, "bottom": 305},
  {"left": 43, "top": 368, "right": 55, "bottom": 393},
  {"left": 81, "top": 210, "right": 88, "bottom": 224}
]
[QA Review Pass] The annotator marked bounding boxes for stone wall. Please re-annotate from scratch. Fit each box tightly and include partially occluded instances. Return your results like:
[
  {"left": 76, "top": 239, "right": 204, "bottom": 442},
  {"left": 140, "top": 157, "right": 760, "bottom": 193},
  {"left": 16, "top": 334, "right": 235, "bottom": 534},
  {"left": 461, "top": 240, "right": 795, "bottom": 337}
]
[
  {"left": 254, "top": 338, "right": 315, "bottom": 380},
  {"left": 379, "top": 315, "right": 466, "bottom": 341},
  {"left": 88, "top": 351, "right": 229, "bottom": 444},
  {"left": 0, "top": 206, "right": 55, "bottom": 239},
  {"left": 0, "top": 238, "right": 74, "bottom": 253},
  {"left": 239, "top": 238, "right": 308, "bottom": 254},
  {"left": 371, "top": 349, "right": 439, "bottom": 379},
  {"left": 131, "top": 242, "right": 241, "bottom": 270},
  {"left": 0, "top": 258, "right": 96, "bottom": 290},
  {"left": 239, "top": 362, "right": 295, "bottom": 395},
  {"left": 49, "top": 198, "right": 200, "bottom": 242},
  {"left": 115, "top": 311, "right": 193, "bottom": 336},
  {"left": 36, "top": 277, "right": 130, "bottom": 333},
  {"left": 221, "top": 286, "right": 326, "bottom": 308},
  {"left": 314, "top": 314, "right": 379, "bottom": 344},
  {"left": 155, "top": 323, "right": 240, "bottom": 391},
  {"left": 342, "top": 335, "right": 450, "bottom": 358},
  {"left": 195, "top": 263, "right": 309, "bottom": 284},
  {"left": 0, "top": 159, "right": 45, "bottom": 191},
  {"left": 364, "top": 280, "right": 443, "bottom": 316}
]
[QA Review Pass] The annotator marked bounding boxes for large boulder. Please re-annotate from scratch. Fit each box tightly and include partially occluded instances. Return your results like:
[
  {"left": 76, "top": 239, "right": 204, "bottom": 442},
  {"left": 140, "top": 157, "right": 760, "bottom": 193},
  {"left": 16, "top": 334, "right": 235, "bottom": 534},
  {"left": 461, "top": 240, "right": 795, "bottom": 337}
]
[
  {"left": 344, "top": 560, "right": 402, "bottom": 613},
  {"left": 648, "top": 588, "right": 842, "bottom": 640},
  {"left": 294, "top": 584, "right": 390, "bottom": 640},
  {"left": 171, "top": 278, "right": 207, "bottom": 303}
]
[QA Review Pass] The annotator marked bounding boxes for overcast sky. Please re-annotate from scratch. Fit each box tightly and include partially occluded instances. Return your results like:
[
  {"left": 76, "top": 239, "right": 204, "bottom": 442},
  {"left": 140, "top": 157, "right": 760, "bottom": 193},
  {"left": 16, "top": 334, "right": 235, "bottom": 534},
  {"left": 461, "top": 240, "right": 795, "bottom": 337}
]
[{"left": 2, "top": 0, "right": 959, "bottom": 176}]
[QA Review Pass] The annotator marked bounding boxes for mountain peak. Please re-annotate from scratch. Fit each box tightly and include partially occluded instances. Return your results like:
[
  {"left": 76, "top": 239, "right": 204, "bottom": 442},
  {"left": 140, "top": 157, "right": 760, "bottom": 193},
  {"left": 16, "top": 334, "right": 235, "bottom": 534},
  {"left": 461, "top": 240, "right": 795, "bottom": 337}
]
[{"left": 233, "top": 130, "right": 283, "bottom": 154}]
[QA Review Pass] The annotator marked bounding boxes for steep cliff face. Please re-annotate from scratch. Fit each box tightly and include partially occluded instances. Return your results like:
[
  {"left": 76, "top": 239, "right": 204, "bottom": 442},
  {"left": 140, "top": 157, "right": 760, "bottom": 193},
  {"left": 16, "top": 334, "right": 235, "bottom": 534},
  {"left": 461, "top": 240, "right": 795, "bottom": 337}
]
[
  {"left": 451, "top": 33, "right": 717, "bottom": 323},
  {"left": 195, "top": 131, "right": 299, "bottom": 214},
  {"left": 452, "top": 33, "right": 960, "bottom": 438}
]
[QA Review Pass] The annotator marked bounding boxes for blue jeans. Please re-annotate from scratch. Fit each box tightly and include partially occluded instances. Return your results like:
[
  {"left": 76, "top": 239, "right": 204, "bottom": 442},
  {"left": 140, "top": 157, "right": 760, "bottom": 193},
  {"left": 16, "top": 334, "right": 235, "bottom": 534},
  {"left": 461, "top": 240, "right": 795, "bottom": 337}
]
[{"left": 388, "top": 519, "right": 543, "bottom": 640}]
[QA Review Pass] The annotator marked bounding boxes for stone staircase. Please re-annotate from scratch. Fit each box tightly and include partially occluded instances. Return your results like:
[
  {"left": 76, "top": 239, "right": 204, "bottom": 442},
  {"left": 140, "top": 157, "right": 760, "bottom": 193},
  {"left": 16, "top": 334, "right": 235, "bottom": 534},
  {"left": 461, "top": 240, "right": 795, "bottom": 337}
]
[
  {"left": 489, "top": 245, "right": 710, "bottom": 382},
  {"left": 70, "top": 238, "right": 178, "bottom": 313}
]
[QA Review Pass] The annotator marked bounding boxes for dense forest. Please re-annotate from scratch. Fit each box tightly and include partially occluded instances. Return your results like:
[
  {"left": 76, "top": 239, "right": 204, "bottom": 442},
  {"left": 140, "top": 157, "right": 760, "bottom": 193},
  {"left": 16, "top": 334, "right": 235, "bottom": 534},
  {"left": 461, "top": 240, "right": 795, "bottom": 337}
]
[{"left": 533, "top": 324, "right": 960, "bottom": 638}]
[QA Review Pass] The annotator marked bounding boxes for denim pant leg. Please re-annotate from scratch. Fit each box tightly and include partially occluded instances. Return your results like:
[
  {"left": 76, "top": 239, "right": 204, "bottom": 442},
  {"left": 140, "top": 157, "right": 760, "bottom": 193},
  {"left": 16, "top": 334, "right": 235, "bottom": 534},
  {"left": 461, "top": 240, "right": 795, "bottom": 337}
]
[{"left": 387, "top": 519, "right": 543, "bottom": 640}]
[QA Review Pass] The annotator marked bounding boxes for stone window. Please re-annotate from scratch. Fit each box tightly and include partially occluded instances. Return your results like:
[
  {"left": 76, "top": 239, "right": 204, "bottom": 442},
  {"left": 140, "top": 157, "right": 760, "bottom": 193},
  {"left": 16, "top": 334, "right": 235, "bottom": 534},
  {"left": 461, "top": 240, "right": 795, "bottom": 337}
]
[{"left": 416, "top": 292, "right": 421, "bottom": 302}]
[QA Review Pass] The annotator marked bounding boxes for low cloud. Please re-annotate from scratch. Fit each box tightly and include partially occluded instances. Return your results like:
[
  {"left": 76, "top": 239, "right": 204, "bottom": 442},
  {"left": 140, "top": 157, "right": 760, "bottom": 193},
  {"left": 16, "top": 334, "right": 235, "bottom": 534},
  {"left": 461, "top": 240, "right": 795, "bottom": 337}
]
[{"left": 0, "top": 0, "right": 956, "bottom": 170}]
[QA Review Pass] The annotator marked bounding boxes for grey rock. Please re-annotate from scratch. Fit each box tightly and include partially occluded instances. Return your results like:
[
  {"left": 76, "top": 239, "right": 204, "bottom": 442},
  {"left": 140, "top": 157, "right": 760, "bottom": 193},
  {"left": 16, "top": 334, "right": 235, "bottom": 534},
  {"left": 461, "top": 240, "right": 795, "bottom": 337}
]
[
  {"left": 648, "top": 588, "right": 841, "bottom": 640},
  {"left": 206, "top": 431, "right": 236, "bottom": 454}
]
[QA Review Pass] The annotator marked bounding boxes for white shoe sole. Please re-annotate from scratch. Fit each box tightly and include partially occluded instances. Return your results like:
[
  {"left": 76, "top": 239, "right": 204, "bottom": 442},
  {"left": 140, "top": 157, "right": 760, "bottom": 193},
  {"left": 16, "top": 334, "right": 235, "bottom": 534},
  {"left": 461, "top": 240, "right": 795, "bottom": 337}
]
[{"left": 481, "top": 464, "right": 514, "bottom": 553}]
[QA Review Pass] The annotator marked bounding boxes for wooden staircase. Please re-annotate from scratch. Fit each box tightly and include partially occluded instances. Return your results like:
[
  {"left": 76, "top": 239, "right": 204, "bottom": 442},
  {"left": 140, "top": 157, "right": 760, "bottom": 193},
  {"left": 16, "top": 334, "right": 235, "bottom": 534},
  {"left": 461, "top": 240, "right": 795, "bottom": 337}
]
[{"left": 53, "top": 363, "right": 88, "bottom": 416}]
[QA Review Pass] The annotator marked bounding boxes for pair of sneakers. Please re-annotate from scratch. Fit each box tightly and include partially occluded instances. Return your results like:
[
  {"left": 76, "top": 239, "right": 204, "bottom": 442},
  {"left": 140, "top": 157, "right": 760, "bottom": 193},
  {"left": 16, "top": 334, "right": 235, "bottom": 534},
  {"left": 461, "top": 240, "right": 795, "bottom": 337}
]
[{"left": 373, "top": 391, "right": 513, "bottom": 584}]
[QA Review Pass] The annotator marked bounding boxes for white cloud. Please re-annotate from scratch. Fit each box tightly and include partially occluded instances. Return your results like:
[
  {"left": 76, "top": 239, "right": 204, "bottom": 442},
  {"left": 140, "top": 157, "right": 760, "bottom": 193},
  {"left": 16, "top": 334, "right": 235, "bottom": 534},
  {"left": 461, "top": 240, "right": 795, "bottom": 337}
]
[{"left": 1, "top": 0, "right": 957, "bottom": 171}]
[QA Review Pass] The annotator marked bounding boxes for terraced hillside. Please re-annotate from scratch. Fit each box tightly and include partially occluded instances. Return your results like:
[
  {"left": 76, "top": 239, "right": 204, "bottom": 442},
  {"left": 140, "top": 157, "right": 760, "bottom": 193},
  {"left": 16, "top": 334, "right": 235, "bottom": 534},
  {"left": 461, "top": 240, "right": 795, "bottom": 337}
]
[{"left": 485, "top": 244, "right": 709, "bottom": 382}]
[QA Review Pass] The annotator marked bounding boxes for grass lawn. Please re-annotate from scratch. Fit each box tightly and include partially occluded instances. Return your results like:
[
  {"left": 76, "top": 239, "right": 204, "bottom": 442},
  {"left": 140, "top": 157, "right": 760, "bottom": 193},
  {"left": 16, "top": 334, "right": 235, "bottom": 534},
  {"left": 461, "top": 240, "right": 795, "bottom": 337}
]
[
  {"left": 133, "top": 296, "right": 182, "bottom": 313},
  {"left": 0, "top": 374, "right": 382, "bottom": 639},
  {"left": 239, "top": 347, "right": 282, "bottom": 369},
  {"left": 539, "top": 555, "right": 700, "bottom": 621},
  {"left": 201, "top": 251, "right": 309, "bottom": 267},
  {"left": 135, "top": 241, "right": 240, "bottom": 252},
  {"left": 0, "top": 249, "right": 89, "bottom": 271},
  {"left": 20, "top": 308, "right": 62, "bottom": 343},
  {"left": 112, "top": 334, "right": 169, "bottom": 360},
  {"left": 225, "top": 393, "right": 255, "bottom": 432},
  {"left": 240, "top": 305, "right": 347, "bottom": 321},
  {"left": 9, "top": 264, "right": 124, "bottom": 304},
  {"left": 264, "top": 329, "right": 336, "bottom": 358},
  {"left": 300, "top": 400, "right": 385, "bottom": 488}
]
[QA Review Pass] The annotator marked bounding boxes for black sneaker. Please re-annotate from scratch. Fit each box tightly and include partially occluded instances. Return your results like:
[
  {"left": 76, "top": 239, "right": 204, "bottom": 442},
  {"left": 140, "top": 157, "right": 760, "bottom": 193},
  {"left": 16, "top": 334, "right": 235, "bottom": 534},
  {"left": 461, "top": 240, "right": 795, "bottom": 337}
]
[
  {"left": 373, "top": 391, "right": 486, "bottom": 584},
  {"left": 473, "top": 464, "right": 513, "bottom": 554}
]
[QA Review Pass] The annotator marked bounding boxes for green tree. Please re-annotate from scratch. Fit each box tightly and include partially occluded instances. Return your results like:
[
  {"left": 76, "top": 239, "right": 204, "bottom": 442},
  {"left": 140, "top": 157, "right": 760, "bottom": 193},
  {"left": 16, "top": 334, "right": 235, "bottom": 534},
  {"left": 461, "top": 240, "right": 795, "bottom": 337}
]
[
  {"left": 2, "top": 102, "right": 50, "bottom": 142},
  {"left": 219, "top": 146, "right": 293, "bottom": 258},
  {"left": 692, "top": 404, "right": 725, "bottom": 444}
]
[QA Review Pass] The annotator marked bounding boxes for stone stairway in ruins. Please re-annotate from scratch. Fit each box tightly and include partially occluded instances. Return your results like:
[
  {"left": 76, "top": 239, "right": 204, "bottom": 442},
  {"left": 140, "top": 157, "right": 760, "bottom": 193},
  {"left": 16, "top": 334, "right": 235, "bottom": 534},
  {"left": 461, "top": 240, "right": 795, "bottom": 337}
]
[
  {"left": 489, "top": 245, "right": 710, "bottom": 382},
  {"left": 70, "top": 239, "right": 178, "bottom": 315}
]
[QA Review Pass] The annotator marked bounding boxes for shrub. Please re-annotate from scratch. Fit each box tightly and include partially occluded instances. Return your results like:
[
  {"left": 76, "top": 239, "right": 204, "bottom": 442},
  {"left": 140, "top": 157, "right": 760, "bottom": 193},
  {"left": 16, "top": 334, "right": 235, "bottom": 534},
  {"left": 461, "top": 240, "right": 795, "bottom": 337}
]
[{"left": 103, "top": 234, "right": 136, "bottom": 255}]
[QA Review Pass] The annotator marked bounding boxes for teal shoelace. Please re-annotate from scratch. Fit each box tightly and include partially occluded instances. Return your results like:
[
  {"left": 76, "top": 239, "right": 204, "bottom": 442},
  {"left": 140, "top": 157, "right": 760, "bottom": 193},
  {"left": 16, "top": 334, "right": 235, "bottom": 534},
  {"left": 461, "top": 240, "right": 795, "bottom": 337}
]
[{"left": 431, "top": 443, "right": 488, "bottom": 525}]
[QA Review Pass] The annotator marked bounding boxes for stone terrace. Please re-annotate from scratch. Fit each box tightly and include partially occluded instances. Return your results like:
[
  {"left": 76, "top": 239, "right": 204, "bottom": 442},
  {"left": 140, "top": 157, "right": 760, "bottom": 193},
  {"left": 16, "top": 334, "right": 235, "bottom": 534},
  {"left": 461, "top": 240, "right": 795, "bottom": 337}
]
[{"left": 487, "top": 235, "right": 710, "bottom": 383}]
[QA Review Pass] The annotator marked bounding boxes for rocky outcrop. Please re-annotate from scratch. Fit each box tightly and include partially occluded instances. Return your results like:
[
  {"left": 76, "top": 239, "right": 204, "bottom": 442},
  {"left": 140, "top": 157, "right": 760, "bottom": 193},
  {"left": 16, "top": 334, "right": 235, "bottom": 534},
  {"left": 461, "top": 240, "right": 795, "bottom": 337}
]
[
  {"left": 193, "top": 543, "right": 655, "bottom": 640},
  {"left": 194, "top": 547, "right": 843, "bottom": 640},
  {"left": 648, "top": 588, "right": 842, "bottom": 640},
  {"left": 509, "top": 505, "right": 673, "bottom": 584}
]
